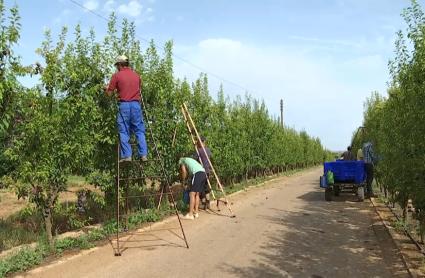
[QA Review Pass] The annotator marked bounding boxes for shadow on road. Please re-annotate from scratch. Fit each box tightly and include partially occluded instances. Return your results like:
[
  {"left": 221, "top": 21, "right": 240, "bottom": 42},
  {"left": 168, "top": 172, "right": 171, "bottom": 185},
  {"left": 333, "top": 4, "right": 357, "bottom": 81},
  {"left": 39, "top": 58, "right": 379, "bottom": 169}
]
[
  {"left": 297, "top": 187, "right": 363, "bottom": 203},
  {"left": 221, "top": 185, "right": 408, "bottom": 278},
  {"left": 109, "top": 227, "right": 188, "bottom": 255}
]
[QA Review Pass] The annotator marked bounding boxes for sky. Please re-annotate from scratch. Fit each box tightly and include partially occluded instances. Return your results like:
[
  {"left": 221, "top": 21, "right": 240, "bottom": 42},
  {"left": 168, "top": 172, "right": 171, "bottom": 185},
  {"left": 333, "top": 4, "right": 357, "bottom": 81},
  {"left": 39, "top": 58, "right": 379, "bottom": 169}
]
[{"left": 2, "top": 0, "right": 418, "bottom": 150}]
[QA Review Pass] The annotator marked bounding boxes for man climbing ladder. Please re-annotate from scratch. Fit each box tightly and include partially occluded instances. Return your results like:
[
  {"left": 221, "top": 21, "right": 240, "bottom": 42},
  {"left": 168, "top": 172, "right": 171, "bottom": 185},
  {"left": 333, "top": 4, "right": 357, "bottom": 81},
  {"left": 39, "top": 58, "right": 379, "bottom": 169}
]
[{"left": 105, "top": 55, "right": 148, "bottom": 162}]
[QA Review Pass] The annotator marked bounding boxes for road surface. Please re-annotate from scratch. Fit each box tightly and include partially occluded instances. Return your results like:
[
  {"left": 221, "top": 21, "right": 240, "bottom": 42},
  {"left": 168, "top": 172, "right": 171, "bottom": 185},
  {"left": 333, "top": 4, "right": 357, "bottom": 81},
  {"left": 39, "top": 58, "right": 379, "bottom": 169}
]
[{"left": 21, "top": 167, "right": 409, "bottom": 278}]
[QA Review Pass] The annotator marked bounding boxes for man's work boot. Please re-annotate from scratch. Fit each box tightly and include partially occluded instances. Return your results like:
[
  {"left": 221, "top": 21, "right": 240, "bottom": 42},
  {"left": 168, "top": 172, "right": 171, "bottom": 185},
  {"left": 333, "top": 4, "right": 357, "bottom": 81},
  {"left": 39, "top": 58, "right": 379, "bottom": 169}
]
[
  {"left": 119, "top": 157, "right": 132, "bottom": 163},
  {"left": 140, "top": 156, "right": 148, "bottom": 162}
]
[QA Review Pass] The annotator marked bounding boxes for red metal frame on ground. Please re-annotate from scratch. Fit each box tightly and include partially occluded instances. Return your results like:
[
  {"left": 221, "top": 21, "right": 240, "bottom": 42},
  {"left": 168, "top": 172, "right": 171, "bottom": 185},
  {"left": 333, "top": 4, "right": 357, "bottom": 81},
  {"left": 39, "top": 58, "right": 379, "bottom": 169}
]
[{"left": 112, "top": 98, "right": 189, "bottom": 256}]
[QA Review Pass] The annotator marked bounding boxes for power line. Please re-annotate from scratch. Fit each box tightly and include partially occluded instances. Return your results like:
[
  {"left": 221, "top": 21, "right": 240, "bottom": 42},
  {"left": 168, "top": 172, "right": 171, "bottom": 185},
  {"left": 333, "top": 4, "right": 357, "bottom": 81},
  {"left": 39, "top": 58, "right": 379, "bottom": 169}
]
[{"left": 67, "top": 0, "right": 256, "bottom": 94}]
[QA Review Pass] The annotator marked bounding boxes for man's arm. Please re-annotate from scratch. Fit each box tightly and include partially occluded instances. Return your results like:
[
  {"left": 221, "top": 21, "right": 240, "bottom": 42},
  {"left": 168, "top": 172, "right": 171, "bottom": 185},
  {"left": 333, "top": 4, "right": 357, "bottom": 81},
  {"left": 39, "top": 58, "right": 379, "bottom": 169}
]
[
  {"left": 104, "top": 74, "right": 117, "bottom": 97},
  {"left": 179, "top": 164, "right": 187, "bottom": 182},
  {"left": 104, "top": 87, "right": 114, "bottom": 97}
]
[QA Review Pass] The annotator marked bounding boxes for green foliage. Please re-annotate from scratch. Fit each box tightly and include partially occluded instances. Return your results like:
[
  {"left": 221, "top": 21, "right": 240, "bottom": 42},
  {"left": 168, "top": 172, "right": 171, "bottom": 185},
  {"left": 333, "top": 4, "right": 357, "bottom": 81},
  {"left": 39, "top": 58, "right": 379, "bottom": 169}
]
[
  {"left": 353, "top": 0, "right": 425, "bottom": 237},
  {"left": 127, "top": 209, "right": 162, "bottom": 228},
  {"left": 0, "top": 3, "right": 331, "bottom": 250},
  {"left": 0, "top": 0, "right": 21, "bottom": 176},
  {"left": 0, "top": 243, "right": 49, "bottom": 278},
  {"left": 54, "top": 236, "right": 94, "bottom": 254},
  {"left": 0, "top": 206, "right": 164, "bottom": 277},
  {"left": 0, "top": 3, "right": 334, "bottom": 276},
  {"left": 0, "top": 219, "right": 39, "bottom": 251}
]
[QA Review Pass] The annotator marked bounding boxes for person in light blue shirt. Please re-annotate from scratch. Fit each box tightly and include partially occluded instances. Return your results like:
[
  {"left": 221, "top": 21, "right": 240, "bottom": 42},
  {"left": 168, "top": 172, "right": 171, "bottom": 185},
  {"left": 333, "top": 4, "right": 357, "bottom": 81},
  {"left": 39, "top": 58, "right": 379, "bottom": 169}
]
[{"left": 179, "top": 157, "right": 207, "bottom": 220}]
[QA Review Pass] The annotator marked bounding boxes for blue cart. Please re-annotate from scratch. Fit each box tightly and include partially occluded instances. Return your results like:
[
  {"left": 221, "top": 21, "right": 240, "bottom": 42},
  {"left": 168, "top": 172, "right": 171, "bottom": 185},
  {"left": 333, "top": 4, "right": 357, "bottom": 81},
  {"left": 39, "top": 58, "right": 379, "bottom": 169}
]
[{"left": 320, "top": 160, "right": 366, "bottom": 201}]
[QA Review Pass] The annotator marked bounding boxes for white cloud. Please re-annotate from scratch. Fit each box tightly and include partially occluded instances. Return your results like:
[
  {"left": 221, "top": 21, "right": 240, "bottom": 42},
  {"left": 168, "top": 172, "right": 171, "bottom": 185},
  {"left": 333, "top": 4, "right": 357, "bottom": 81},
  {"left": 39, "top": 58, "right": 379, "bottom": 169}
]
[
  {"left": 289, "top": 35, "right": 395, "bottom": 56},
  {"left": 103, "top": 0, "right": 154, "bottom": 22},
  {"left": 198, "top": 39, "right": 242, "bottom": 51},
  {"left": 118, "top": 0, "right": 143, "bottom": 17},
  {"left": 133, "top": 6, "right": 155, "bottom": 24},
  {"left": 343, "top": 54, "right": 385, "bottom": 71},
  {"left": 289, "top": 35, "right": 364, "bottom": 49},
  {"left": 83, "top": 0, "right": 99, "bottom": 11},
  {"left": 174, "top": 38, "right": 389, "bottom": 150},
  {"left": 53, "top": 9, "right": 71, "bottom": 25},
  {"left": 103, "top": 0, "right": 115, "bottom": 13},
  {"left": 145, "top": 8, "right": 154, "bottom": 22}
]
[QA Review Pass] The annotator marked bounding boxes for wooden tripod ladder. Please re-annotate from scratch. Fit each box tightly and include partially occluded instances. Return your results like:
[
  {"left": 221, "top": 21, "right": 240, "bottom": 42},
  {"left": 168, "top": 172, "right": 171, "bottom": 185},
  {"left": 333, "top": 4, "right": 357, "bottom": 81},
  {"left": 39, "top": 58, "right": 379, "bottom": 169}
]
[
  {"left": 113, "top": 98, "right": 189, "bottom": 256},
  {"left": 180, "top": 102, "right": 236, "bottom": 218}
]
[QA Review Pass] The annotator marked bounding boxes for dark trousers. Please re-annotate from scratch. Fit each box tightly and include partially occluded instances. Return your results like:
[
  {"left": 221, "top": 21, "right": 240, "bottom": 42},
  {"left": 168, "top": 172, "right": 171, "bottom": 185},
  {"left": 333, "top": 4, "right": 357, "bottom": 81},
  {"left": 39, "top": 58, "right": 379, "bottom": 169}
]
[
  {"left": 365, "top": 163, "right": 374, "bottom": 194},
  {"left": 200, "top": 173, "right": 211, "bottom": 200}
]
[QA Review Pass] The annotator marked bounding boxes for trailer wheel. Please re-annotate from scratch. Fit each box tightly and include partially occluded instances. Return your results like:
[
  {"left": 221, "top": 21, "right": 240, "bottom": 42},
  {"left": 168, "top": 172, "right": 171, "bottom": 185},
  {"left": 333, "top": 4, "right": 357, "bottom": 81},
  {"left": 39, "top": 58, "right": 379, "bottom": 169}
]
[
  {"left": 333, "top": 185, "right": 340, "bottom": 196},
  {"left": 357, "top": 187, "right": 364, "bottom": 202},
  {"left": 325, "top": 187, "right": 332, "bottom": 201}
]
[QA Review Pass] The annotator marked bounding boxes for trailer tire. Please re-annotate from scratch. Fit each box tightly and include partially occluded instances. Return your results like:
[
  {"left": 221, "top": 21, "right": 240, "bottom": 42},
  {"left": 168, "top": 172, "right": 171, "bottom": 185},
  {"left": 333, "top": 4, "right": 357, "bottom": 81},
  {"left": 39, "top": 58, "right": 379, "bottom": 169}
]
[
  {"left": 358, "top": 187, "right": 364, "bottom": 202},
  {"left": 325, "top": 187, "right": 332, "bottom": 201},
  {"left": 334, "top": 185, "right": 340, "bottom": 196}
]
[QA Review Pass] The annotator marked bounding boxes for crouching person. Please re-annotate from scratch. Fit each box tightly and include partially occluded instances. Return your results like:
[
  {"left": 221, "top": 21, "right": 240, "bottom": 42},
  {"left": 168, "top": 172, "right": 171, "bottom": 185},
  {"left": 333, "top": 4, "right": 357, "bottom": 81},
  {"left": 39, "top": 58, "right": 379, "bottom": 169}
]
[{"left": 179, "top": 157, "right": 207, "bottom": 220}]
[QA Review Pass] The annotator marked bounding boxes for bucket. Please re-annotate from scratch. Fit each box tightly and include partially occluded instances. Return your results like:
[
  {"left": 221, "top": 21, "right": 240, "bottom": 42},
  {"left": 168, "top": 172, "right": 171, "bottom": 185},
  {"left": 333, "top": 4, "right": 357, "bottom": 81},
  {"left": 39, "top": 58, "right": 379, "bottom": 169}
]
[
  {"left": 183, "top": 190, "right": 190, "bottom": 204},
  {"left": 320, "top": 175, "right": 327, "bottom": 188}
]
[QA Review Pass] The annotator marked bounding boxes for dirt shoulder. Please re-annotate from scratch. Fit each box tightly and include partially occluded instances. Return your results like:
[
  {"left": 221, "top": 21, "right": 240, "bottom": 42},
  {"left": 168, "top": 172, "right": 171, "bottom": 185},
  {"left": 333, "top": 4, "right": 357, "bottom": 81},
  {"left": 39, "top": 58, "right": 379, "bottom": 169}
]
[
  {"left": 18, "top": 167, "right": 409, "bottom": 278},
  {"left": 371, "top": 197, "right": 425, "bottom": 277}
]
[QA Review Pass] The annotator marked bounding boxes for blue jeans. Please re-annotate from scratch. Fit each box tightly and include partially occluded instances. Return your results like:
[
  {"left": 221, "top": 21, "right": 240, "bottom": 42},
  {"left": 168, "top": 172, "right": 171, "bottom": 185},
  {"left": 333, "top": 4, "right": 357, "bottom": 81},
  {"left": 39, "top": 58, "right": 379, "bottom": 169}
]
[{"left": 117, "top": 101, "right": 148, "bottom": 159}]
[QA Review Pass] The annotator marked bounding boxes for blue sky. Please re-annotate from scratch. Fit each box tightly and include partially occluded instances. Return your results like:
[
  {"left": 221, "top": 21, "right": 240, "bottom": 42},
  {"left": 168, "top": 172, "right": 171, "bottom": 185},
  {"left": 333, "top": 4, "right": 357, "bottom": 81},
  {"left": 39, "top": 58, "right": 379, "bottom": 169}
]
[{"left": 3, "top": 0, "right": 417, "bottom": 150}]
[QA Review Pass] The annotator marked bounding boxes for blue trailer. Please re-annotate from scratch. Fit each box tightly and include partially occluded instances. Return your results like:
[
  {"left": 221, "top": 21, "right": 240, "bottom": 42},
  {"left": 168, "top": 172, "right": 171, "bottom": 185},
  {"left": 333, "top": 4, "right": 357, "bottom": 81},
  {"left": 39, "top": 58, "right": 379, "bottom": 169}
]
[{"left": 320, "top": 160, "right": 366, "bottom": 201}]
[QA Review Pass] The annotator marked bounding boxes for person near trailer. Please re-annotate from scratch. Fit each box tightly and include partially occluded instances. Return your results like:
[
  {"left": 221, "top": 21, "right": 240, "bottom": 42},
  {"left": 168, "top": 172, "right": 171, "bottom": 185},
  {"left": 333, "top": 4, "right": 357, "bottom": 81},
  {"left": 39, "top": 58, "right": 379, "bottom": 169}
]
[
  {"left": 192, "top": 136, "right": 212, "bottom": 210},
  {"left": 341, "top": 146, "right": 355, "bottom": 161},
  {"left": 179, "top": 157, "right": 207, "bottom": 220},
  {"left": 104, "top": 55, "right": 148, "bottom": 162},
  {"left": 362, "top": 141, "right": 376, "bottom": 197},
  {"left": 356, "top": 148, "right": 364, "bottom": 161}
]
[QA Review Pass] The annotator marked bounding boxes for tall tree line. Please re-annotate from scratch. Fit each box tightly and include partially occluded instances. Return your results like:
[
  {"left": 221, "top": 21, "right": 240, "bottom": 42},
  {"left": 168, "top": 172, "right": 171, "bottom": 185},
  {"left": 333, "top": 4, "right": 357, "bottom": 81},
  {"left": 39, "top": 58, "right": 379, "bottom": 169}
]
[
  {"left": 0, "top": 2, "right": 332, "bottom": 246},
  {"left": 352, "top": 0, "right": 425, "bottom": 240}
]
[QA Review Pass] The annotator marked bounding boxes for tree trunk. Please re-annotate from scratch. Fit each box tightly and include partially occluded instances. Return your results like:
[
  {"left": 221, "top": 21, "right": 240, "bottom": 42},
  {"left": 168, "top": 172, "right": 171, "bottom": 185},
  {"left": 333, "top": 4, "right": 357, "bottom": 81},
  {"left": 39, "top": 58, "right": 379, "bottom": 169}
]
[
  {"left": 420, "top": 219, "right": 425, "bottom": 244},
  {"left": 44, "top": 206, "right": 54, "bottom": 251},
  {"left": 402, "top": 206, "right": 407, "bottom": 221}
]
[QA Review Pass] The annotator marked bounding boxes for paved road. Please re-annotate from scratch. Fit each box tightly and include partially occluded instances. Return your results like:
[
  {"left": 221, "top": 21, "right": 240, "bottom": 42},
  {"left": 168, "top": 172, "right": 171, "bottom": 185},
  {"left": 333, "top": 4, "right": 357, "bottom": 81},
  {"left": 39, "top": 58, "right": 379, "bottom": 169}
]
[{"left": 21, "top": 168, "right": 408, "bottom": 278}]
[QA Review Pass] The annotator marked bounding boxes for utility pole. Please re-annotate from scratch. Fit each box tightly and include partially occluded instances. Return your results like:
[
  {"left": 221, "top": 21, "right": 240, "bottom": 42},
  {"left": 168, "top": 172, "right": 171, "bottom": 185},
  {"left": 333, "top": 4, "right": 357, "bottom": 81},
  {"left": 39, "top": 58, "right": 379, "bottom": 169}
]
[{"left": 280, "top": 99, "right": 284, "bottom": 128}]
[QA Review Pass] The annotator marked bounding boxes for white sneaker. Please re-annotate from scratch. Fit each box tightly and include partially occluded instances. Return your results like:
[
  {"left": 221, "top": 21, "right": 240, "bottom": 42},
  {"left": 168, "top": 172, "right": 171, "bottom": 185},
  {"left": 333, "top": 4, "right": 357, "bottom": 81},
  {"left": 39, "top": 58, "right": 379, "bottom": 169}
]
[
  {"left": 182, "top": 214, "right": 194, "bottom": 220},
  {"left": 194, "top": 213, "right": 199, "bottom": 219}
]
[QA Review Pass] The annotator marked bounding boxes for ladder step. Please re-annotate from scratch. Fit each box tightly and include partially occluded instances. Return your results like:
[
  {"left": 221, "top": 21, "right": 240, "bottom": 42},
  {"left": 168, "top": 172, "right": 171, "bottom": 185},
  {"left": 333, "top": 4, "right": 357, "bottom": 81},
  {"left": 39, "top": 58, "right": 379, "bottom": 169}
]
[
  {"left": 119, "top": 175, "right": 164, "bottom": 181},
  {"left": 128, "top": 143, "right": 159, "bottom": 147},
  {"left": 119, "top": 158, "right": 161, "bottom": 164},
  {"left": 119, "top": 192, "right": 173, "bottom": 199},
  {"left": 134, "top": 158, "right": 162, "bottom": 163}
]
